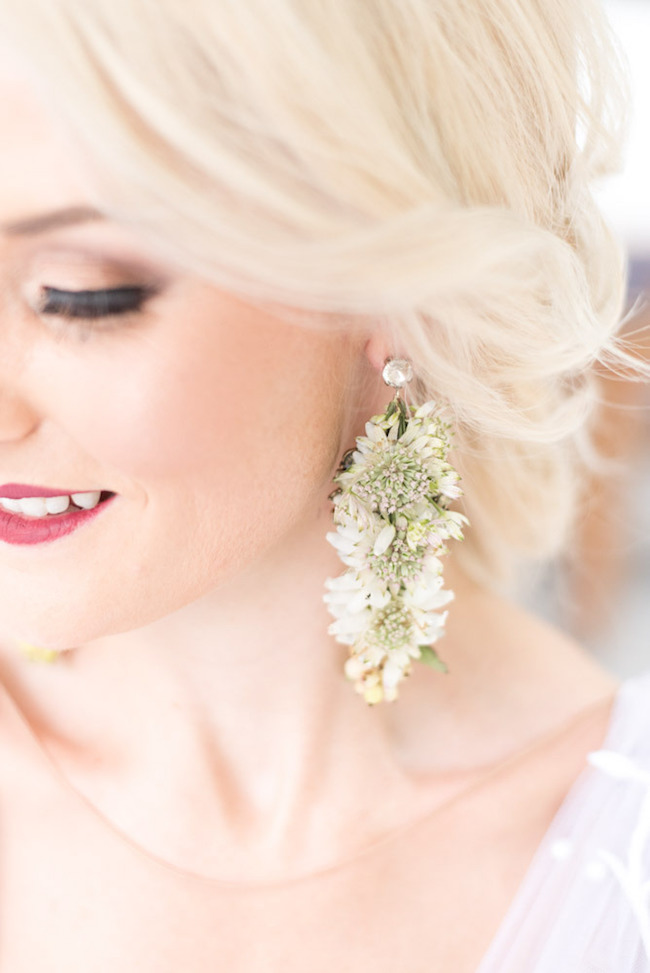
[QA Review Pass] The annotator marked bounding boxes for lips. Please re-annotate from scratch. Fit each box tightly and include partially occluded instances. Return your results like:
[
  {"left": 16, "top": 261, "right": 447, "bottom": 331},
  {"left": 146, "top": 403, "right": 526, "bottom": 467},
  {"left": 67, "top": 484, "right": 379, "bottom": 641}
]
[
  {"left": 0, "top": 492, "right": 117, "bottom": 546},
  {"left": 0, "top": 484, "right": 105, "bottom": 499}
]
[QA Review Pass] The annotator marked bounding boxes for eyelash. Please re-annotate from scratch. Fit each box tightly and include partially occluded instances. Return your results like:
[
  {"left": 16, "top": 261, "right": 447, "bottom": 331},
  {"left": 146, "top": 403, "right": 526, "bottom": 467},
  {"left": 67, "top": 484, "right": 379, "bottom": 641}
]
[{"left": 37, "top": 285, "right": 154, "bottom": 340}]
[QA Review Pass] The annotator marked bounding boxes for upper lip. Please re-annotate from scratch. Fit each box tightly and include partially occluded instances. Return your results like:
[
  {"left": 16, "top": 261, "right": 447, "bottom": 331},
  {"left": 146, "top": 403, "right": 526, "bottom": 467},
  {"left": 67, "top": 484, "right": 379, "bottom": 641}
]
[{"left": 0, "top": 484, "right": 109, "bottom": 499}]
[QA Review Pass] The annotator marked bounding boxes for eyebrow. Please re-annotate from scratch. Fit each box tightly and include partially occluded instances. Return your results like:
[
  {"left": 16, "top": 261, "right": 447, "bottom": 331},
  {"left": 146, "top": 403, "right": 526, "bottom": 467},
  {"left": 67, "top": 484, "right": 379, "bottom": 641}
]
[{"left": 1, "top": 205, "right": 105, "bottom": 237}]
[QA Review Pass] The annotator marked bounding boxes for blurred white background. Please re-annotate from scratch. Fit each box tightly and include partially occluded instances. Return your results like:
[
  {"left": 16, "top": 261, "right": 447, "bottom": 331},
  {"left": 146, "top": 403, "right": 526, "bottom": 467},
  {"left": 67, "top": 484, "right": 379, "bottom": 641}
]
[
  {"left": 595, "top": 0, "right": 650, "bottom": 257},
  {"left": 523, "top": 0, "right": 650, "bottom": 679}
]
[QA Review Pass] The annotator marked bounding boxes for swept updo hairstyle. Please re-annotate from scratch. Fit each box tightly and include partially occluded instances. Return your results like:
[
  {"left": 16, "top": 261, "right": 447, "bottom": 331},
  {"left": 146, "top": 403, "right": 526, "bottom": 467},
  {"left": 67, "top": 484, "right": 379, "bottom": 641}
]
[{"left": 1, "top": 0, "right": 647, "bottom": 591}]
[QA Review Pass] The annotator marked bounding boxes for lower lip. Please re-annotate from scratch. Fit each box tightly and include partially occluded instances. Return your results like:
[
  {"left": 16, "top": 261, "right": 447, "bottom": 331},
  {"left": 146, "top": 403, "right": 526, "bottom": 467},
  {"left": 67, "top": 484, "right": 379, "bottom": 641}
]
[{"left": 0, "top": 492, "right": 117, "bottom": 546}]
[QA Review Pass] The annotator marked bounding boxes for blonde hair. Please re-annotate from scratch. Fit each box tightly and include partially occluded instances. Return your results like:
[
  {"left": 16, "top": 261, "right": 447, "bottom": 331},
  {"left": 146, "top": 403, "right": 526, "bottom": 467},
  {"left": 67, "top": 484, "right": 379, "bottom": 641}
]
[{"left": 2, "top": 0, "right": 648, "bottom": 591}]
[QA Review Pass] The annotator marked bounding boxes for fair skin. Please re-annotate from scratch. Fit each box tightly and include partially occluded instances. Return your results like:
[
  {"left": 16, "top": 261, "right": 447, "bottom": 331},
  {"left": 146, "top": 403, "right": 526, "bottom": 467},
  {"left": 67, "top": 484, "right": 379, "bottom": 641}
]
[{"left": 0, "top": 46, "right": 621, "bottom": 971}]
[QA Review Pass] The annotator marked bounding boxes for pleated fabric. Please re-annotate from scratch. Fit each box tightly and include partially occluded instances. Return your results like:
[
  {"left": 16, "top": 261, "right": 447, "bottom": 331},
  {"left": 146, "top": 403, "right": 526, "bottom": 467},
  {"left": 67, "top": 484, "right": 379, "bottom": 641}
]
[{"left": 477, "top": 668, "right": 650, "bottom": 973}]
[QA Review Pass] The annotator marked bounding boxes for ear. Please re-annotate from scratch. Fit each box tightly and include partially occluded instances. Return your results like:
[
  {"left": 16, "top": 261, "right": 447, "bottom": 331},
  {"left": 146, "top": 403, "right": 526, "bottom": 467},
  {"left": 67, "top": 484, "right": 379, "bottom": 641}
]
[{"left": 363, "top": 330, "right": 394, "bottom": 374}]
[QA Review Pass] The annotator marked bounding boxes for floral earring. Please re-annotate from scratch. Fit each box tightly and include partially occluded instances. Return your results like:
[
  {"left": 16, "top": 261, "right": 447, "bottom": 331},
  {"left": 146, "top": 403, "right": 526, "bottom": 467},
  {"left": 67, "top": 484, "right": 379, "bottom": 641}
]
[{"left": 323, "top": 357, "right": 469, "bottom": 705}]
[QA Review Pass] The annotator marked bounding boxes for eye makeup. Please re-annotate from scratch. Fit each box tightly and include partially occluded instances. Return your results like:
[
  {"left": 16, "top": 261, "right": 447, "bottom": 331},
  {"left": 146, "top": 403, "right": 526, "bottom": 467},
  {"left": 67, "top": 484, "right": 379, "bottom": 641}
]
[
  {"left": 16, "top": 243, "right": 172, "bottom": 341},
  {"left": 36, "top": 284, "right": 158, "bottom": 320}
]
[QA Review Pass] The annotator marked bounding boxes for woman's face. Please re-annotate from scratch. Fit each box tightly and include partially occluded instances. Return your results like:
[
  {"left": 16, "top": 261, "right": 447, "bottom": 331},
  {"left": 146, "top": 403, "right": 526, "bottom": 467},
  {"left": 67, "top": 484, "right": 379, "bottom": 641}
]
[{"left": 0, "top": 56, "right": 372, "bottom": 649}]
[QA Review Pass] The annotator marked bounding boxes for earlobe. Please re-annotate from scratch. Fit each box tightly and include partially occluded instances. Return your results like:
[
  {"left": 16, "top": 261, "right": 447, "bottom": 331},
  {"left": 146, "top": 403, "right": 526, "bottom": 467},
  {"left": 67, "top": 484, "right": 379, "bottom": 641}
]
[{"left": 363, "top": 331, "right": 398, "bottom": 374}]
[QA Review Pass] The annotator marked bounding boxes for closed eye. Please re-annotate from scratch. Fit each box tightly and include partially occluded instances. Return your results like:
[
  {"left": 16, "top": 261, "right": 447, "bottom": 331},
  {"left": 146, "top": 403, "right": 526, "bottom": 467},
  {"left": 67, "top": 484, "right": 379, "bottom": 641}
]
[{"left": 38, "top": 285, "right": 155, "bottom": 320}]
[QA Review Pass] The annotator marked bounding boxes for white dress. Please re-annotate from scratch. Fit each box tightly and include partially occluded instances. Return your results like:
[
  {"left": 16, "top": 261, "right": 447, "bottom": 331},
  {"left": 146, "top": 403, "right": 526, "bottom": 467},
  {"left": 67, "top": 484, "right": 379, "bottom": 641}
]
[
  {"left": 477, "top": 666, "right": 650, "bottom": 972},
  {"left": 2, "top": 667, "right": 650, "bottom": 970}
]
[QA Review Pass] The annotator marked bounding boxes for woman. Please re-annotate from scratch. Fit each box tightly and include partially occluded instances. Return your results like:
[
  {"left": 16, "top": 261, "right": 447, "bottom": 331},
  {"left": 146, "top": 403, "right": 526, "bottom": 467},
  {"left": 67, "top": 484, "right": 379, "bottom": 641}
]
[{"left": 0, "top": 0, "right": 648, "bottom": 969}]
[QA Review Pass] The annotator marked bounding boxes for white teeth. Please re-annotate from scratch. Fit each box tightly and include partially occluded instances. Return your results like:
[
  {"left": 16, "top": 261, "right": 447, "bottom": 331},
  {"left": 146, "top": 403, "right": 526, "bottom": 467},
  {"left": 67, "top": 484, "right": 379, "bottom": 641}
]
[
  {"left": 0, "top": 491, "right": 103, "bottom": 518},
  {"left": 6, "top": 497, "right": 51, "bottom": 517},
  {"left": 70, "top": 491, "right": 102, "bottom": 510},
  {"left": 45, "top": 496, "right": 72, "bottom": 514}
]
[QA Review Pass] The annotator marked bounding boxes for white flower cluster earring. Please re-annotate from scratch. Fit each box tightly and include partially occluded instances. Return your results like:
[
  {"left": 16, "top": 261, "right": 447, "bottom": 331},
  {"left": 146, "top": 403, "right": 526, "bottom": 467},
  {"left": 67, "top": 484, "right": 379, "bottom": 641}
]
[{"left": 323, "top": 357, "right": 470, "bottom": 705}]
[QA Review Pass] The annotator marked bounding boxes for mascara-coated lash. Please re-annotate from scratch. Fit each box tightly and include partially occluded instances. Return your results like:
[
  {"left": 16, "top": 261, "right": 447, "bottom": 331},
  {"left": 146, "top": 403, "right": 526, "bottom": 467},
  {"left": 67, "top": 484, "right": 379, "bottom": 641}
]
[{"left": 38, "top": 285, "right": 154, "bottom": 319}]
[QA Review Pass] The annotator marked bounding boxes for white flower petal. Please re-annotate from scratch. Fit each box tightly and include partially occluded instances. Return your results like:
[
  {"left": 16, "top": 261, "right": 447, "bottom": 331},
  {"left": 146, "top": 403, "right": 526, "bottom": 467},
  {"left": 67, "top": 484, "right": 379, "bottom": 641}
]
[
  {"left": 397, "top": 428, "right": 416, "bottom": 446},
  {"left": 327, "top": 630, "right": 360, "bottom": 647},
  {"left": 422, "top": 612, "right": 449, "bottom": 640},
  {"left": 338, "top": 523, "right": 364, "bottom": 540},
  {"left": 404, "top": 580, "right": 453, "bottom": 611},
  {"left": 344, "top": 655, "right": 365, "bottom": 680},
  {"left": 382, "top": 658, "right": 405, "bottom": 689},
  {"left": 323, "top": 572, "right": 362, "bottom": 591},
  {"left": 328, "top": 610, "right": 370, "bottom": 633},
  {"left": 325, "top": 531, "right": 356, "bottom": 554},
  {"left": 360, "top": 645, "right": 387, "bottom": 666},
  {"left": 409, "top": 435, "right": 432, "bottom": 453},
  {"left": 414, "top": 401, "right": 437, "bottom": 418},
  {"left": 373, "top": 523, "right": 396, "bottom": 556},
  {"left": 421, "top": 555, "right": 444, "bottom": 576},
  {"left": 366, "top": 586, "right": 392, "bottom": 608},
  {"left": 347, "top": 588, "right": 374, "bottom": 613},
  {"left": 366, "top": 422, "right": 385, "bottom": 442},
  {"left": 387, "top": 647, "right": 411, "bottom": 668}
]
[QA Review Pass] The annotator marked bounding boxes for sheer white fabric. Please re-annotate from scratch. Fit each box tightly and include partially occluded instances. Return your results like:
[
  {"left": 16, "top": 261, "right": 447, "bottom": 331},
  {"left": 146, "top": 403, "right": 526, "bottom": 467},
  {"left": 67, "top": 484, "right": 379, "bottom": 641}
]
[{"left": 477, "top": 667, "right": 650, "bottom": 973}]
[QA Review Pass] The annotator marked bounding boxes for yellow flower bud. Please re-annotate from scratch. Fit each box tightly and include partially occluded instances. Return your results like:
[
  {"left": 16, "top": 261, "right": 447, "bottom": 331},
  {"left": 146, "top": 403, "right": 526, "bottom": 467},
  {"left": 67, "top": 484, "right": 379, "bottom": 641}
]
[{"left": 363, "top": 683, "right": 384, "bottom": 705}]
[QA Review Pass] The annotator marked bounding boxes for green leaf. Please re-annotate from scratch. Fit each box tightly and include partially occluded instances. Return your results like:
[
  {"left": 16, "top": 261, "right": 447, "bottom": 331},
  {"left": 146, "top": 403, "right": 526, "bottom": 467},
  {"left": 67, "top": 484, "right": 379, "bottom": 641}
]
[
  {"left": 385, "top": 400, "right": 397, "bottom": 419},
  {"left": 417, "top": 645, "right": 449, "bottom": 672},
  {"left": 396, "top": 399, "right": 409, "bottom": 438}
]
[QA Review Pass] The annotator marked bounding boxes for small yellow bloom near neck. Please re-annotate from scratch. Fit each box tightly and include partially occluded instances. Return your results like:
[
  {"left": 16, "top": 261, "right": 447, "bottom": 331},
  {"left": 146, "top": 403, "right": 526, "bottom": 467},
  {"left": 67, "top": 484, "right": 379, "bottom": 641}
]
[
  {"left": 16, "top": 640, "right": 60, "bottom": 663},
  {"left": 363, "top": 682, "right": 385, "bottom": 705}
]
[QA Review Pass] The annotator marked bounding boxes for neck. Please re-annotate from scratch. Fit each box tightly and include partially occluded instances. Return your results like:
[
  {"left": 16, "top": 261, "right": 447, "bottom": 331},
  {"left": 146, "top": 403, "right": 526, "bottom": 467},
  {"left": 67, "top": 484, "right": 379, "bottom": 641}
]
[{"left": 0, "top": 502, "right": 509, "bottom": 880}]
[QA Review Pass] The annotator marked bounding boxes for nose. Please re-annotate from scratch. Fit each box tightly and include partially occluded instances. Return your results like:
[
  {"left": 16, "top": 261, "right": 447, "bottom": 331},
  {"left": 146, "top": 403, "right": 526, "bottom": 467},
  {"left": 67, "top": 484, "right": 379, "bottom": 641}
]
[
  {"left": 0, "top": 384, "right": 40, "bottom": 441},
  {"left": 0, "top": 303, "right": 42, "bottom": 439}
]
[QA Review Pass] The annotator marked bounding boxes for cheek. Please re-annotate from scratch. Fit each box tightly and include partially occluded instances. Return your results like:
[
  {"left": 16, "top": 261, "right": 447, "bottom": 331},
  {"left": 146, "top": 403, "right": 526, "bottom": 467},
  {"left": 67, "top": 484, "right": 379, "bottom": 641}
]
[
  {"left": 39, "top": 302, "right": 351, "bottom": 540},
  {"left": 5, "top": 305, "right": 357, "bottom": 648}
]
